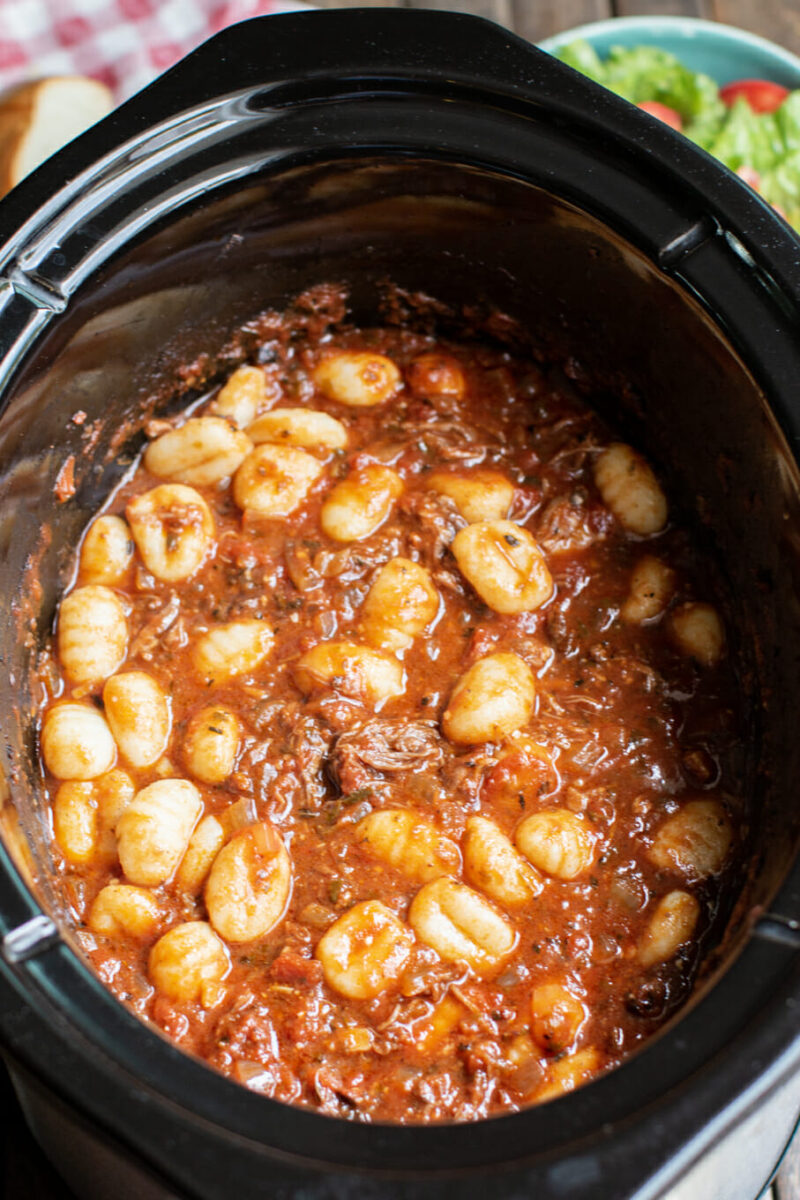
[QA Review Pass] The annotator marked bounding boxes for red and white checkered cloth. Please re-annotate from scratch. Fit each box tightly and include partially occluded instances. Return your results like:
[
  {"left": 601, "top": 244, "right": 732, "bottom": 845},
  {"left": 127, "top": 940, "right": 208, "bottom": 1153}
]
[{"left": 0, "top": 0, "right": 310, "bottom": 101}]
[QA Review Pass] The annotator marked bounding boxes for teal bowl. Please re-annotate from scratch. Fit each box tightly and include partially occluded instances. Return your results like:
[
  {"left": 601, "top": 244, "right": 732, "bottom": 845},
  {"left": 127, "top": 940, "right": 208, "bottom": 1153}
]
[{"left": 539, "top": 15, "right": 800, "bottom": 88}]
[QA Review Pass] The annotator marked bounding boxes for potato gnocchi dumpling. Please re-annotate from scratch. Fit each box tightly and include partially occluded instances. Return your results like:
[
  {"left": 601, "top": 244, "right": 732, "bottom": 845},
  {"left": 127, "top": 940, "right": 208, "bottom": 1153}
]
[
  {"left": 41, "top": 703, "right": 117, "bottom": 781},
  {"left": 126, "top": 484, "right": 214, "bottom": 582},
  {"left": 144, "top": 417, "right": 252, "bottom": 485},
  {"left": 149, "top": 921, "right": 230, "bottom": 1006},
  {"left": 194, "top": 619, "right": 274, "bottom": 685},
  {"left": 406, "top": 352, "right": 466, "bottom": 399},
  {"left": 515, "top": 809, "right": 596, "bottom": 881},
  {"left": 315, "top": 900, "right": 415, "bottom": 999},
  {"left": 247, "top": 408, "right": 348, "bottom": 450},
  {"left": 320, "top": 465, "right": 403, "bottom": 542},
  {"left": 443, "top": 652, "right": 535, "bottom": 745},
  {"left": 293, "top": 641, "right": 404, "bottom": 707},
  {"left": 58, "top": 585, "right": 128, "bottom": 686},
  {"left": 212, "top": 363, "right": 271, "bottom": 428},
  {"left": 530, "top": 983, "right": 587, "bottom": 1055},
  {"left": 182, "top": 707, "right": 241, "bottom": 784},
  {"left": 409, "top": 876, "right": 517, "bottom": 975},
  {"left": 88, "top": 883, "right": 161, "bottom": 939},
  {"left": 233, "top": 443, "right": 324, "bottom": 516},
  {"left": 355, "top": 808, "right": 461, "bottom": 883},
  {"left": 360, "top": 557, "right": 439, "bottom": 652},
  {"left": 313, "top": 350, "right": 401, "bottom": 407},
  {"left": 621, "top": 555, "right": 675, "bottom": 624},
  {"left": 427, "top": 469, "right": 514, "bottom": 523},
  {"left": 452, "top": 520, "right": 553, "bottom": 614},
  {"left": 38, "top": 313, "right": 742, "bottom": 1125},
  {"left": 205, "top": 821, "right": 292, "bottom": 943},
  {"left": 669, "top": 602, "right": 725, "bottom": 667},
  {"left": 593, "top": 443, "right": 667, "bottom": 535},
  {"left": 462, "top": 815, "right": 542, "bottom": 907},
  {"left": 103, "top": 671, "right": 171, "bottom": 769},
  {"left": 116, "top": 779, "right": 203, "bottom": 888},
  {"left": 638, "top": 890, "right": 700, "bottom": 968},
  {"left": 649, "top": 798, "right": 732, "bottom": 879},
  {"left": 79, "top": 514, "right": 134, "bottom": 585}
]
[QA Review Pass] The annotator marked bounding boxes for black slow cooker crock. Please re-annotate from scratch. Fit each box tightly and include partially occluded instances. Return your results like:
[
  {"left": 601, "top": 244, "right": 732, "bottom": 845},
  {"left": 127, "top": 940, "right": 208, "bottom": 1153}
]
[{"left": 1, "top": 10, "right": 800, "bottom": 1199}]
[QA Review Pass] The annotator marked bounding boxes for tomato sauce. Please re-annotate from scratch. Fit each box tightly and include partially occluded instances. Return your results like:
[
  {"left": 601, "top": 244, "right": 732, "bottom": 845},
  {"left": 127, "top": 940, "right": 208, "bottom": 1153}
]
[{"left": 36, "top": 295, "right": 744, "bottom": 1123}]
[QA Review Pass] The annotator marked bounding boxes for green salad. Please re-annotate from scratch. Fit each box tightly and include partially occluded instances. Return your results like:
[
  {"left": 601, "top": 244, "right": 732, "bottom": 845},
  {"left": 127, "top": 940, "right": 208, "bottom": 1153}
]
[{"left": 556, "top": 40, "right": 800, "bottom": 229}]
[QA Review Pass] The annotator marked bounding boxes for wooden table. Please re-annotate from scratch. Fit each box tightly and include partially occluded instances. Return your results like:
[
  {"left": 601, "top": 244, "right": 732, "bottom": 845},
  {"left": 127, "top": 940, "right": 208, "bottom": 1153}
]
[
  {"left": 313, "top": 0, "right": 800, "bottom": 57},
  {"left": 310, "top": 2, "right": 800, "bottom": 1199}
]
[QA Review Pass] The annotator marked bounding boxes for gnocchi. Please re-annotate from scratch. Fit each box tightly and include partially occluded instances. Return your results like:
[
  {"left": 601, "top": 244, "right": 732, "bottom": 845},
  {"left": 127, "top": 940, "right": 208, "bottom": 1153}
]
[
  {"left": 428, "top": 470, "right": 514, "bottom": 523},
  {"left": 406, "top": 353, "right": 466, "bottom": 400},
  {"left": 212, "top": 364, "right": 271, "bottom": 428},
  {"left": 126, "top": 484, "right": 214, "bottom": 582},
  {"left": 52, "top": 770, "right": 134, "bottom": 866},
  {"left": 103, "top": 671, "right": 171, "bottom": 769},
  {"left": 52, "top": 782, "right": 98, "bottom": 865},
  {"left": 205, "top": 821, "right": 292, "bottom": 942},
  {"left": 145, "top": 417, "right": 251, "bottom": 485},
  {"left": 638, "top": 890, "right": 700, "bottom": 967},
  {"left": 41, "top": 703, "right": 116, "bottom": 780},
  {"left": 313, "top": 350, "right": 401, "bottom": 407},
  {"left": 57, "top": 585, "right": 128, "bottom": 686},
  {"left": 182, "top": 706, "right": 240, "bottom": 783},
  {"left": 443, "top": 652, "right": 535, "bottom": 745},
  {"left": 621, "top": 556, "right": 675, "bottom": 624},
  {"left": 247, "top": 408, "right": 347, "bottom": 450},
  {"left": 116, "top": 779, "right": 202, "bottom": 887},
  {"left": 315, "top": 900, "right": 414, "bottom": 998},
  {"left": 355, "top": 809, "right": 461, "bottom": 883},
  {"left": 293, "top": 641, "right": 404, "bottom": 707},
  {"left": 79, "top": 515, "right": 133, "bottom": 585},
  {"left": 360, "top": 557, "right": 439, "bottom": 652},
  {"left": 149, "top": 920, "right": 230, "bottom": 1006},
  {"left": 669, "top": 602, "right": 725, "bottom": 667},
  {"left": 529, "top": 983, "right": 586, "bottom": 1054},
  {"left": 174, "top": 814, "right": 226, "bottom": 894},
  {"left": 649, "top": 798, "right": 732, "bottom": 879},
  {"left": 463, "top": 815, "right": 542, "bottom": 907},
  {"left": 408, "top": 876, "right": 517, "bottom": 974},
  {"left": 451, "top": 520, "right": 553, "bottom": 614},
  {"left": 536, "top": 1047, "right": 601, "bottom": 1101},
  {"left": 594, "top": 443, "right": 667, "bottom": 535},
  {"left": 515, "top": 809, "right": 595, "bottom": 880},
  {"left": 88, "top": 883, "right": 160, "bottom": 938},
  {"left": 194, "top": 619, "right": 274, "bottom": 685},
  {"left": 232, "top": 443, "right": 323, "bottom": 516},
  {"left": 320, "top": 465, "right": 403, "bottom": 542}
]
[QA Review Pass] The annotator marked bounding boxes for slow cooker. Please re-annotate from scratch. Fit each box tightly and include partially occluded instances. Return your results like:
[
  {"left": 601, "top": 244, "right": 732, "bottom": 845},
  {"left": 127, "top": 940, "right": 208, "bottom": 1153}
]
[{"left": 1, "top": 9, "right": 800, "bottom": 1199}]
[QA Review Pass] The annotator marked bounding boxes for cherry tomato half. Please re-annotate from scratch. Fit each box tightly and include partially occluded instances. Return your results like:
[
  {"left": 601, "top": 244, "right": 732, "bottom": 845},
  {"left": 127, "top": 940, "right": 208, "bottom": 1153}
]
[
  {"left": 719, "top": 79, "right": 790, "bottom": 113},
  {"left": 637, "top": 100, "right": 683, "bottom": 131}
]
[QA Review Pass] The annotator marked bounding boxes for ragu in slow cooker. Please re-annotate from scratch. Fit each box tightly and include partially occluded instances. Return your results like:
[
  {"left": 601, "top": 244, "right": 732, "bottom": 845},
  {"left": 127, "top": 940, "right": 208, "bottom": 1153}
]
[{"left": 36, "top": 288, "right": 744, "bottom": 1125}]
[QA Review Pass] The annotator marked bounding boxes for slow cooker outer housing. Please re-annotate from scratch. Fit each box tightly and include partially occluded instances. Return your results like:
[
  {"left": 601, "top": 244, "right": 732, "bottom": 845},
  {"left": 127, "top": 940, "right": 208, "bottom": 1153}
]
[{"left": 1, "top": 10, "right": 800, "bottom": 1199}]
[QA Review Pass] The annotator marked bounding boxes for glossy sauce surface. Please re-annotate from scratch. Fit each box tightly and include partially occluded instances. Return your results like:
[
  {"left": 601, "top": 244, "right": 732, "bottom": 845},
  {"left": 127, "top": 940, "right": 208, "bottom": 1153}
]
[{"left": 37, "top": 305, "right": 743, "bottom": 1122}]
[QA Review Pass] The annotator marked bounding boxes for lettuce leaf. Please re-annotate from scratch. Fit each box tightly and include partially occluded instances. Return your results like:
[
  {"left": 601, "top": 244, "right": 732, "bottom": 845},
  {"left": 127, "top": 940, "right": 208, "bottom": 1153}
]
[
  {"left": 556, "top": 39, "right": 608, "bottom": 85},
  {"left": 760, "top": 150, "right": 800, "bottom": 228},
  {"left": 555, "top": 41, "right": 725, "bottom": 131},
  {"left": 707, "top": 97, "right": 784, "bottom": 173},
  {"left": 554, "top": 39, "right": 800, "bottom": 233}
]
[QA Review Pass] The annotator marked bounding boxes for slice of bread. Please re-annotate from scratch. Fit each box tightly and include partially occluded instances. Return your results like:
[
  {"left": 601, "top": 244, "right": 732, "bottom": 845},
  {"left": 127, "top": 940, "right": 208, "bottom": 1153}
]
[{"left": 0, "top": 75, "right": 113, "bottom": 197}]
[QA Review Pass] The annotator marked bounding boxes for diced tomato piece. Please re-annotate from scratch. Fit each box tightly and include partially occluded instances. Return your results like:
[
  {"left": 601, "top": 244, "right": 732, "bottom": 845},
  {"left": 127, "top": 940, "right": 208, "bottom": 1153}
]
[
  {"left": 637, "top": 100, "right": 683, "bottom": 131},
  {"left": 720, "top": 79, "right": 790, "bottom": 113}
]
